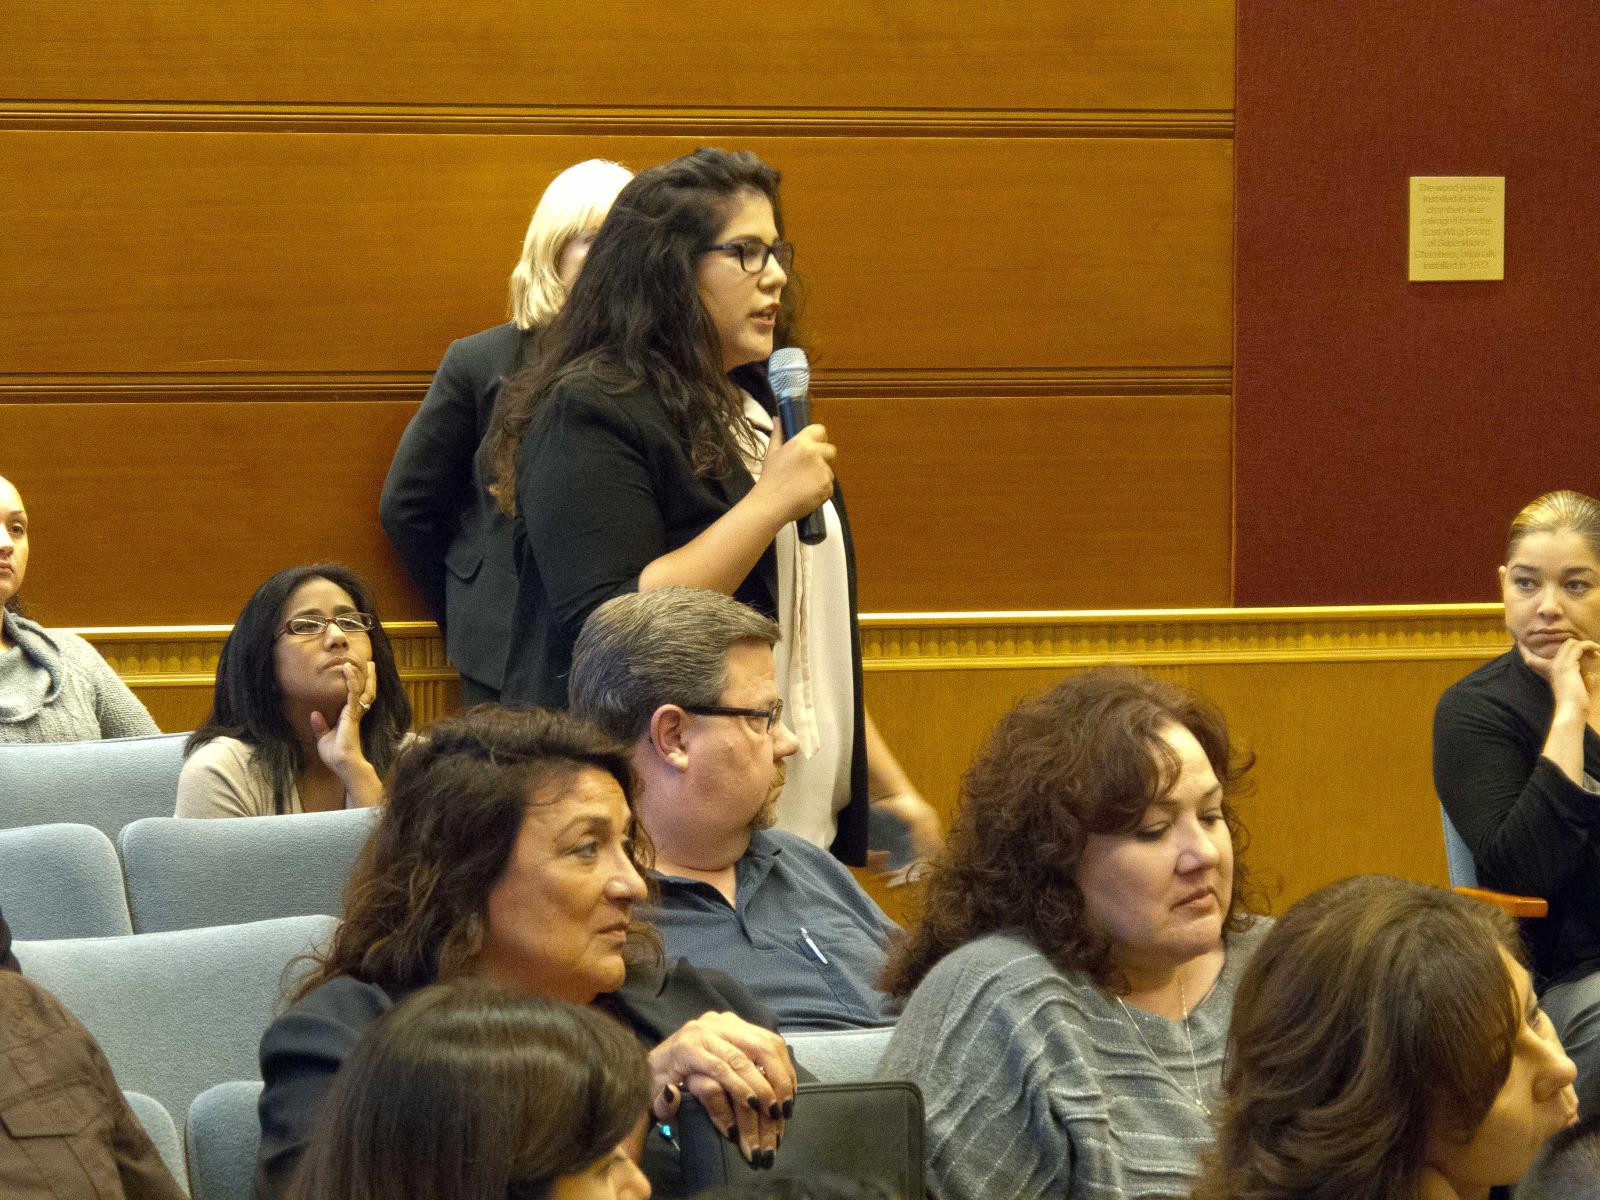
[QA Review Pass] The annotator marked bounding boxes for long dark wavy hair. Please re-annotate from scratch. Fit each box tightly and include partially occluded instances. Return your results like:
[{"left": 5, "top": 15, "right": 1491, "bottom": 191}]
[
  {"left": 881, "top": 667, "right": 1257, "bottom": 1001},
  {"left": 485, "top": 147, "right": 794, "bottom": 513},
  {"left": 293, "top": 705, "right": 659, "bottom": 1003},
  {"left": 187, "top": 563, "right": 410, "bottom": 814},
  {"left": 1190, "top": 875, "right": 1526, "bottom": 1200},
  {"left": 286, "top": 980, "right": 650, "bottom": 1200}
]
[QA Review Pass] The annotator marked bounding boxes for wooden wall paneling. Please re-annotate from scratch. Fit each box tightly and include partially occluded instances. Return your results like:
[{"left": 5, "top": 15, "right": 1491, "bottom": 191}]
[
  {"left": 1, "top": 132, "right": 1233, "bottom": 378},
  {"left": 2, "top": 401, "right": 430, "bottom": 624},
  {"left": 1, "top": 2, "right": 1233, "bottom": 116},
  {"left": 816, "top": 393, "right": 1233, "bottom": 611},
  {"left": 91, "top": 623, "right": 460, "bottom": 735}
]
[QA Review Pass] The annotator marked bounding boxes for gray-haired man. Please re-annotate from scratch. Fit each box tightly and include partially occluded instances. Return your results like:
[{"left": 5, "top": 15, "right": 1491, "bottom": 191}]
[{"left": 569, "top": 586, "right": 896, "bottom": 1031}]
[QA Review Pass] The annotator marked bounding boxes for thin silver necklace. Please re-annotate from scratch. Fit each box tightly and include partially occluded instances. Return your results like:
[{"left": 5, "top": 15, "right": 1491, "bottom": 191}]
[{"left": 1116, "top": 977, "right": 1211, "bottom": 1117}]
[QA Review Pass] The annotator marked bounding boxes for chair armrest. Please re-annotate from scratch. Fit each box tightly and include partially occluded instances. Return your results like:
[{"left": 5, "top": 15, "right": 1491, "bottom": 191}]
[{"left": 1452, "top": 886, "right": 1549, "bottom": 919}]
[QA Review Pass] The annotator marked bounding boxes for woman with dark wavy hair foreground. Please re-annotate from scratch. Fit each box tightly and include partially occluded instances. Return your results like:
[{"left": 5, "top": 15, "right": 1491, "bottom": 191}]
[
  {"left": 1191, "top": 875, "right": 1577, "bottom": 1200},
  {"left": 875, "top": 667, "right": 1267, "bottom": 1200}
]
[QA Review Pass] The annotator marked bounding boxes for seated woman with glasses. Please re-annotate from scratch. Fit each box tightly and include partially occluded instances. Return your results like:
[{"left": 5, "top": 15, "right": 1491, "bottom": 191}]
[
  {"left": 483, "top": 147, "right": 939, "bottom": 871},
  {"left": 176, "top": 563, "right": 411, "bottom": 817}
]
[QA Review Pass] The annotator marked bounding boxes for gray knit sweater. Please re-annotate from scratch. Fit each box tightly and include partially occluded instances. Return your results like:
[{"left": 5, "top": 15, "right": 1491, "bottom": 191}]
[
  {"left": 876, "top": 919, "right": 1270, "bottom": 1200},
  {"left": 0, "top": 611, "right": 159, "bottom": 743}
]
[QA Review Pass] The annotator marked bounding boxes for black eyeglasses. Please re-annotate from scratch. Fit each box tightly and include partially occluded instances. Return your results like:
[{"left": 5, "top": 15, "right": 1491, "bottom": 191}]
[
  {"left": 703, "top": 237, "right": 795, "bottom": 274},
  {"left": 277, "top": 612, "right": 377, "bottom": 638},
  {"left": 682, "top": 699, "right": 785, "bottom": 734}
]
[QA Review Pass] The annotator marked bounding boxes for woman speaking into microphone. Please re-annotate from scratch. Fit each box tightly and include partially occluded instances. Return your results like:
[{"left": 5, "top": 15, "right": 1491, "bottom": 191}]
[{"left": 483, "top": 147, "right": 936, "bottom": 866}]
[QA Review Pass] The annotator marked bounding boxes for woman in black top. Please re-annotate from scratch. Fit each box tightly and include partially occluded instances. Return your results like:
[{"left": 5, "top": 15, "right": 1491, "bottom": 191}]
[
  {"left": 256, "top": 706, "right": 795, "bottom": 1200},
  {"left": 482, "top": 147, "right": 939, "bottom": 868},
  {"left": 1434, "top": 489, "right": 1600, "bottom": 1116}
]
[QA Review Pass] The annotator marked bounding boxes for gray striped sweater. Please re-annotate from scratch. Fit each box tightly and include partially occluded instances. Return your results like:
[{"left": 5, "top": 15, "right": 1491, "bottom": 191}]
[{"left": 876, "top": 919, "right": 1270, "bottom": 1200}]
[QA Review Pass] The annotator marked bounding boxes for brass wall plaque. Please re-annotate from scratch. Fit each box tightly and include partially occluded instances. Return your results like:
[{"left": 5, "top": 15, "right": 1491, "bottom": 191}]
[{"left": 1409, "top": 176, "right": 1505, "bottom": 281}]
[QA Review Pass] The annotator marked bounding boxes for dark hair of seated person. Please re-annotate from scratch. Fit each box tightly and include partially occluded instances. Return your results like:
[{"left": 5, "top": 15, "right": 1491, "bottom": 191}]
[
  {"left": 290, "top": 704, "right": 657, "bottom": 1001},
  {"left": 284, "top": 979, "right": 650, "bottom": 1200},
  {"left": 692, "top": 1176, "right": 896, "bottom": 1200}
]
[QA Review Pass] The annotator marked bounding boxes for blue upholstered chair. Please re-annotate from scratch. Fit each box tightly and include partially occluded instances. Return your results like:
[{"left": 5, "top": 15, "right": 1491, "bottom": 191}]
[
  {"left": 124, "top": 1089, "right": 188, "bottom": 1191},
  {"left": 118, "top": 807, "right": 376, "bottom": 933},
  {"left": 13, "top": 914, "right": 336, "bottom": 1128},
  {"left": 185, "top": 1080, "right": 263, "bottom": 1200},
  {"left": 0, "top": 822, "right": 132, "bottom": 939},
  {"left": 785, "top": 1026, "right": 896, "bottom": 1082},
  {"left": 0, "top": 732, "right": 188, "bottom": 838}
]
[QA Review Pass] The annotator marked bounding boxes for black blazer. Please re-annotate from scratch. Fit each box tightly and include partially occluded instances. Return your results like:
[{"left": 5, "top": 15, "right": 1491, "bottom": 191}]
[
  {"left": 253, "top": 962, "right": 785, "bottom": 1200},
  {"left": 379, "top": 322, "right": 528, "bottom": 694},
  {"left": 495, "top": 364, "right": 869, "bottom": 863}
]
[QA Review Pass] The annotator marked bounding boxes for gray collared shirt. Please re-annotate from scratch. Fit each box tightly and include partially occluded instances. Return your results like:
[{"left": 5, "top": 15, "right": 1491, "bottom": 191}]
[{"left": 643, "top": 828, "right": 898, "bottom": 1032}]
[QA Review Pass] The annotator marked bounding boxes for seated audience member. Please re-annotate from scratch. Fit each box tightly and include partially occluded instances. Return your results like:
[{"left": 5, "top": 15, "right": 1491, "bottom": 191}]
[
  {"left": 1518, "top": 1114, "right": 1600, "bottom": 1200},
  {"left": 0, "top": 905, "right": 187, "bottom": 1200},
  {"left": 1191, "top": 875, "right": 1578, "bottom": 1200},
  {"left": 286, "top": 980, "right": 650, "bottom": 1200},
  {"left": 568, "top": 588, "right": 897, "bottom": 1031},
  {"left": 1434, "top": 489, "right": 1600, "bottom": 1117},
  {"left": 0, "top": 473, "right": 159, "bottom": 743},
  {"left": 875, "top": 668, "right": 1267, "bottom": 1200},
  {"left": 176, "top": 563, "right": 410, "bottom": 817},
  {"left": 256, "top": 706, "right": 794, "bottom": 1200},
  {"left": 380, "top": 158, "right": 633, "bottom": 707}
]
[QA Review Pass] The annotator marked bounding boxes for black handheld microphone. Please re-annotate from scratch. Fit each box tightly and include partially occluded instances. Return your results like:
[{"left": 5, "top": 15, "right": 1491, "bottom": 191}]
[{"left": 768, "top": 347, "right": 827, "bottom": 545}]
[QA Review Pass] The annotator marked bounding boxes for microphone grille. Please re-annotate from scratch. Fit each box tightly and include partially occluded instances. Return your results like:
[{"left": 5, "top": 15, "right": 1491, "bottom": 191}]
[{"left": 768, "top": 347, "right": 810, "bottom": 395}]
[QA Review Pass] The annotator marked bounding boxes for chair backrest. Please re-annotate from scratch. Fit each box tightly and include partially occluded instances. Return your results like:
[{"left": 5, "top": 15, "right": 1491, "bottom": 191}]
[
  {"left": 1440, "top": 803, "right": 1479, "bottom": 889},
  {"left": 0, "top": 732, "right": 189, "bottom": 838},
  {"left": 785, "top": 1026, "right": 896, "bottom": 1082},
  {"left": 124, "top": 1089, "right": 188, "bottom": 1191},
  {"left": 185, "top": 1080, "right": 263, "bottom": 1200},
  {"left": 13, "top": 913, "right": 336, "bottom": 1126},
  {"left": 0, "top": 822, "right": 133, "bottom": 939},
  {"left": 118, "top": 808, "right": 378, "bottom": 933},
  {"left": 679, "top": 1080, "right": 924, "bottom": 1196}
]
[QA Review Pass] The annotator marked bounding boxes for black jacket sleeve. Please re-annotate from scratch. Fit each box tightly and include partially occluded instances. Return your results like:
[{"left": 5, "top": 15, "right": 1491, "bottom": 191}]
[
  {"left": 514, "top": 383, "right": 664, "bottom": 641},
  {"left": 252, "top": 977, "right": 395, "bottom": 1200}
]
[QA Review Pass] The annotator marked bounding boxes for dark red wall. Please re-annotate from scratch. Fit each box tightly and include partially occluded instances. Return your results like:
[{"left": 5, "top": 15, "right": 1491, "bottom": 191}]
[{"left": 1235, "top": 1, "right": 1600, "bottom": 605}]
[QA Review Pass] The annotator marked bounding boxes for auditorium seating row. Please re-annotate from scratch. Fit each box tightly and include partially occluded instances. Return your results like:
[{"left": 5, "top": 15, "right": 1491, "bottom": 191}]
[{"left": 3, "top": 733, "right": 901, "bottom": 1196}]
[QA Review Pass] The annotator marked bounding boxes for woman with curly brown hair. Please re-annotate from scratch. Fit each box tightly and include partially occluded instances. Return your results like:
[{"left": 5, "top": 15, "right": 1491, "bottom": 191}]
[
  {"left": 875, "top": 667, "right": 1267, "bottom": 1200},
  {"left": 1191, "top": 875, "right": 1577, "bottom": 1200}
]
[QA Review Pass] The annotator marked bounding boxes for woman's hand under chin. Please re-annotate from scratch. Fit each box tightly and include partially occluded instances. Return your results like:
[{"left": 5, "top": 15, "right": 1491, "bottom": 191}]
[
  {"left": 647, "top": 1011, "right": 795, "bottom": 1170},
  {"left": 310, "top": 660, "right": 383, "bottom": 806},
  {"left": 1533, "top": 637, "right": 1600, "bottom": 718}
]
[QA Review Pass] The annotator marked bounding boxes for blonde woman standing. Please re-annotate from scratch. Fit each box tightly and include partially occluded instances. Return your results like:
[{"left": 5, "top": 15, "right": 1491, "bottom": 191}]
[{"left": 380, "top": 159, "right": 632, "bottom": 704}]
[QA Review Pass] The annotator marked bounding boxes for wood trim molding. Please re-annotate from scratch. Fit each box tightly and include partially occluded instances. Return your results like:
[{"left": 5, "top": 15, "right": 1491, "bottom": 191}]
[
  {"left": 1, "top": 367, "right": 1233, "bottom": 404},
  {"left": 0, "top": 102, "right": 1234, "bottom": 139},
  {"left": 83, "top": 622, "right": 453, "bottom": 683},
  {"left": 858, "top": 604, "right": 1510, "bottom": 670},
  {"left": 77, "top": 604, "right": 1509, "bottom": 686}
]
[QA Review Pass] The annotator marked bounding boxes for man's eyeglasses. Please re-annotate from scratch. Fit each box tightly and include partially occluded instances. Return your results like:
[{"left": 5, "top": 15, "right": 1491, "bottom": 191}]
[
  {"left": 682, "top": 699, "right": 785, "bottom": 734},
  {"left": 703, "top": 238, "right": 795, "bottom": 275},
  {"left": 277, "top": 612, "right": 377, "bottom": 638}
]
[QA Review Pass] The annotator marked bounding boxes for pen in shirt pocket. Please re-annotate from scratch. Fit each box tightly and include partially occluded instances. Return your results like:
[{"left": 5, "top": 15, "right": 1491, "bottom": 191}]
[{"left": 799, "top": 926, "right": 829, "bottom": 965}]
